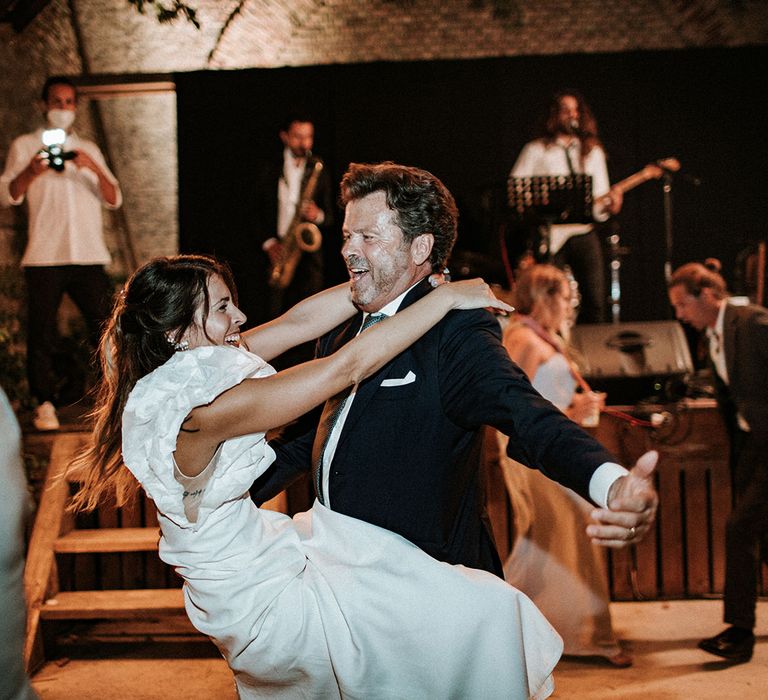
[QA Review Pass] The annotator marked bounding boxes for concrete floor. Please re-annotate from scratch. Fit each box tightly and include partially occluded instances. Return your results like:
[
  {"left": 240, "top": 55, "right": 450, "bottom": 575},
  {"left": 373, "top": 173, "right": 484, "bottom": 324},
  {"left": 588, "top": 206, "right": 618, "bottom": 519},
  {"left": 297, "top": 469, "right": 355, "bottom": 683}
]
[
  {"left": 29, "top": 599, "right": 767, "bottom": 699},
  {"left": 554, "top": 599, "right": 767, "bottom": 699}
]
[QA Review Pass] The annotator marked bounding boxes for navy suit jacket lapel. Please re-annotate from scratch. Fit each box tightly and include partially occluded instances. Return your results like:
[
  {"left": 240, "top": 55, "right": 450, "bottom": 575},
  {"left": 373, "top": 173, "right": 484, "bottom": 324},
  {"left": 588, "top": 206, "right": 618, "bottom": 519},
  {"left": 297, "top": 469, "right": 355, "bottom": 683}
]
[{"left": 335, "top": 278, "right": 434, "bottom": 445}]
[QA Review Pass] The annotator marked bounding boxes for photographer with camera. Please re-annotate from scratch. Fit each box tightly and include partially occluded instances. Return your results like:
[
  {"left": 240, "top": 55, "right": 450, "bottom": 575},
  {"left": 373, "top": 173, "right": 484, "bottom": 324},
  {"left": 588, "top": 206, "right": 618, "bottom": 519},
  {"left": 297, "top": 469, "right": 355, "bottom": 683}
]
[{"left": 0, "top": 76, "right": 121, "bottom": 431}]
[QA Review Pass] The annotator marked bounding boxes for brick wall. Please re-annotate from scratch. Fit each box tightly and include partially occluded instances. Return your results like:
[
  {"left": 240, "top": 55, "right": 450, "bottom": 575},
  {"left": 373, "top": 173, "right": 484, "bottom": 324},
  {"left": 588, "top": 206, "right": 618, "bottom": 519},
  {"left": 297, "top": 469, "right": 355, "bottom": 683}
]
[
  {"left": 0, "top": 0, "right": 765, "bottom": 393},
  {"left": 1, "top": 0, "right": 766, "bottom": 273}
]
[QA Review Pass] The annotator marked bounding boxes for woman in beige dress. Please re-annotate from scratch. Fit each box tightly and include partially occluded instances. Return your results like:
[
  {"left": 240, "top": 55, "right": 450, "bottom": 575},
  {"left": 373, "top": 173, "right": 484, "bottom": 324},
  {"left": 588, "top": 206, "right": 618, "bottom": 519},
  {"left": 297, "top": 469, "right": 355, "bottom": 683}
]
[{"left": 499, "top": 263, "right": 632, "bottom": 667}]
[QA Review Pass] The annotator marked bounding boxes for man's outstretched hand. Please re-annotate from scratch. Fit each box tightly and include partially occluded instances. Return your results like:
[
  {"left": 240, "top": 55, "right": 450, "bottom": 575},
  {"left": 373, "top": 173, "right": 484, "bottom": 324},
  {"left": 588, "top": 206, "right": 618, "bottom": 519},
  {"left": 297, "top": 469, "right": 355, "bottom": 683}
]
[{"left": 586, "top": 450, "right": 659, "bottom": 548}]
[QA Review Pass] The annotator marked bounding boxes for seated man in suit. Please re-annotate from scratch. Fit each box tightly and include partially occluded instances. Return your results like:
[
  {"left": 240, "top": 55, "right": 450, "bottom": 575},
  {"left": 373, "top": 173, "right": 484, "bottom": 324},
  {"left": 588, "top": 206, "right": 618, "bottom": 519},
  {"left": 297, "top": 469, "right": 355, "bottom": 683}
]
[{"left": 252, "top": 161, "right": 657, "bottom": 576}]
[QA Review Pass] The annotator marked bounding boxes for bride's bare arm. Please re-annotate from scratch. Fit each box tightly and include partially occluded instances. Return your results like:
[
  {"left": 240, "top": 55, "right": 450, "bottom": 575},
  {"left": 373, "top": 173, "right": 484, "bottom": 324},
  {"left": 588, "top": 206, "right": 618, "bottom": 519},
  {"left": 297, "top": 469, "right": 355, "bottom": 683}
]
[
  {"left": 174, "top": 280, "right": 512, "bottom": 476},
  {"left": 240, "top": 283, "right": 355, "bottom": 361}
]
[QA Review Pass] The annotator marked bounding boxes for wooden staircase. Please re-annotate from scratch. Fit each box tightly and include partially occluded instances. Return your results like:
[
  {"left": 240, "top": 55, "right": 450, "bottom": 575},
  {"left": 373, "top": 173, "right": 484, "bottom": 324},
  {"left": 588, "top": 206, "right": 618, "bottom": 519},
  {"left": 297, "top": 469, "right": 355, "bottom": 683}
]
[{"left": 24, "top": 430, "right": 286, "bottom": 673}]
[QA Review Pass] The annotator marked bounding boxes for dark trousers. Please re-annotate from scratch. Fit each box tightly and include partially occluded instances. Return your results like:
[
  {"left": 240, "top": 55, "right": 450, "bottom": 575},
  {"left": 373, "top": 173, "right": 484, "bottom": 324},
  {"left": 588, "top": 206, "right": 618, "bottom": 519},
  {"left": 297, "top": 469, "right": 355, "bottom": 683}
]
[
  {"left": 553, "top": 229, "right": 606, "bottom": 324},
  {"left": 723, "top": 427, "right": 768, "bottom": 630},
  {"left": 267, "top": 248, "right": 324, "bottom": 320},
  {"left": 24, "top": 265, "right": 112, "bottom": 404}
]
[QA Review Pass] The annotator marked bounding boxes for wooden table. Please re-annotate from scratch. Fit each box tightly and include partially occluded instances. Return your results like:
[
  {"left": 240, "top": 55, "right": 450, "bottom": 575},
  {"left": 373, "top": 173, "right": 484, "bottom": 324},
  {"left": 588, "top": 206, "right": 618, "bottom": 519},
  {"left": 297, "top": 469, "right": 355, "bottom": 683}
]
[{"left": 594, "top": 399, "right": 734, "bottom": 600}]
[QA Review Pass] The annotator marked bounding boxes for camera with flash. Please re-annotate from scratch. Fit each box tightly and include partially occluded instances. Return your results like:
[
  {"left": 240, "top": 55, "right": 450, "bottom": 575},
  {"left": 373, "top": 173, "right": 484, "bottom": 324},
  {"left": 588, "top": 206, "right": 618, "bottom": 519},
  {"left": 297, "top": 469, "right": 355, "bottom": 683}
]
[{"left": 41, "top": 128, "right": 75, "bottom": 172}]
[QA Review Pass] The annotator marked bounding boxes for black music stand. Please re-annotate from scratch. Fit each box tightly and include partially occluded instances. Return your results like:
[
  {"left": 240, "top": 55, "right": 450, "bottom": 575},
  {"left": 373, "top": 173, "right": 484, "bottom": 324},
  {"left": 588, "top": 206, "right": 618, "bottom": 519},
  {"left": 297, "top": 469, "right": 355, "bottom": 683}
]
[{"left": 507, "top": 174, "right": 593, "bottom": 261}]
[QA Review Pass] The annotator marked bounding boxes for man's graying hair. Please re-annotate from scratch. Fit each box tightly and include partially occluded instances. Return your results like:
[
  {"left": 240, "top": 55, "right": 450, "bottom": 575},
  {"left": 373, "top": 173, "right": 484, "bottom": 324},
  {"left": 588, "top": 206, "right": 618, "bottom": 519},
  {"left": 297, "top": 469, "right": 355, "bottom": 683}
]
[{"left": 340, "top": 162, "right": 458, "bottom": 272}]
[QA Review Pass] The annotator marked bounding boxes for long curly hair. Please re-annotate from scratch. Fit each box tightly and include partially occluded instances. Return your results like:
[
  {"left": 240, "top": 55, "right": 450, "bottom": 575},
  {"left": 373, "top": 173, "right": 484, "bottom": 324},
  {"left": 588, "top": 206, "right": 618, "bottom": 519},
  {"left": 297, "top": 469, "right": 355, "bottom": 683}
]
[
  {"left": 69, "top": 255, "right": 237, "bottom": 512},
  {"left": 537, "top": 89, "right": 603, "bottom": 161}
]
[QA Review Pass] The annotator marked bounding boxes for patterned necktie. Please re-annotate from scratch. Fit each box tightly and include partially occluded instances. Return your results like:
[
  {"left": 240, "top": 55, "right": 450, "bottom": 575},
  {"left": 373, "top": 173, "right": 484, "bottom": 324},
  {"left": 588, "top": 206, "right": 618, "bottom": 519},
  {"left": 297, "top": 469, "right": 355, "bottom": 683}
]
[{"left": 312, "top": 313, "right": 385, "bottom": 504}]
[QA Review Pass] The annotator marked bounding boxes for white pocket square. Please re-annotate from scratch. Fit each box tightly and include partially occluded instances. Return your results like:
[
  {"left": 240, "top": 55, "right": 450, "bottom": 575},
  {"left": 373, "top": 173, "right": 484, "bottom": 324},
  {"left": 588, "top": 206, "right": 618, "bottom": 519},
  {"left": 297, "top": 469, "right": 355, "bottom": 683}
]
[{"left": 380, "top": 370, "right": 416, "bottom": 387}]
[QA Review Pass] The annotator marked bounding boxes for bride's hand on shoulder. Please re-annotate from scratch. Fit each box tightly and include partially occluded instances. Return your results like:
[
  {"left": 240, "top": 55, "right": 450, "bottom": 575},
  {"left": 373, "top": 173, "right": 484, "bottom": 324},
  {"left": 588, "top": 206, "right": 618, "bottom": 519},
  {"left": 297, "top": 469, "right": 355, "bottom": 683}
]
[{"left": 435, "top": 278, "right": 514, "bottom": 315}]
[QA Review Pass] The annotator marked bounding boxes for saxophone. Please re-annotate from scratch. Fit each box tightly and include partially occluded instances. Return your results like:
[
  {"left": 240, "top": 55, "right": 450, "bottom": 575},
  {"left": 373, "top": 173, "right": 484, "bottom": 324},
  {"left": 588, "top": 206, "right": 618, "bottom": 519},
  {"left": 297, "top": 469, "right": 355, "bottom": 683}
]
[{"left": 269, "top": 157, "right": 324, "bottom": 290}]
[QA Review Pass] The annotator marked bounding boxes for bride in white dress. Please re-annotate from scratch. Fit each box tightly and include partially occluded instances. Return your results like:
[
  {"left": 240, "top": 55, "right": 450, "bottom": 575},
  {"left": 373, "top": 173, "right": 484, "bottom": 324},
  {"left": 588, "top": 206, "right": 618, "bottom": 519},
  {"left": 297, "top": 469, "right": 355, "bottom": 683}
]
[{"left": 71, "top": 254, "right": 562, "bottom": 699}]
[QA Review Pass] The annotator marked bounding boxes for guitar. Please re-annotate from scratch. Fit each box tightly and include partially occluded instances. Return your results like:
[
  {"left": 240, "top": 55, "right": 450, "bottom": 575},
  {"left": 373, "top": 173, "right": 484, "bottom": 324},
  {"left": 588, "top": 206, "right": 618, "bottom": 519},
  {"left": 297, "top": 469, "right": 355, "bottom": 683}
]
[
  {"left": 548, "top": 157, "right": 681, "bottom": 255},
  {"left": 594, "top": 157, "right": 681, "bottom": 210}
]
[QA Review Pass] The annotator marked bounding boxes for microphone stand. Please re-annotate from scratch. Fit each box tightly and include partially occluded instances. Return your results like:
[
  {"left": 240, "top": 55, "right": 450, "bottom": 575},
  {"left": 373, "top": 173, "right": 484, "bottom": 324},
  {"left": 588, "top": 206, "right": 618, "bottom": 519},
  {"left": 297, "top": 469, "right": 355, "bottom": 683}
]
[
  {"left": 607, "top": 222, "right": 630, "bottom": 324},
  {"left": 662, "top": 170, "right": 674, "bottom": 284}
]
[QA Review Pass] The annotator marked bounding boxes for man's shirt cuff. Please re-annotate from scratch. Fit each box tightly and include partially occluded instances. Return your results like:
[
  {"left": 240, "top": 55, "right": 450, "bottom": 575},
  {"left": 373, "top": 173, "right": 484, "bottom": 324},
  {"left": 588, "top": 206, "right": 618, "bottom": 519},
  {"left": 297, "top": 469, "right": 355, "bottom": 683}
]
[{"left": 589, "top": 462, "right": 630, "bottom": 508}]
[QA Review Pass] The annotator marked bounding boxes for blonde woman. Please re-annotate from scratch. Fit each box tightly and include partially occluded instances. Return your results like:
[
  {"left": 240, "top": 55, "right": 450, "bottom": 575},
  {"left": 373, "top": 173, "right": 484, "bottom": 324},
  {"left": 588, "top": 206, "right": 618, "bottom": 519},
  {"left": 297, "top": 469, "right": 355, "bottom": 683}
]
[{"left": 500, "top": 263, "right": 631, "bottom": 667}]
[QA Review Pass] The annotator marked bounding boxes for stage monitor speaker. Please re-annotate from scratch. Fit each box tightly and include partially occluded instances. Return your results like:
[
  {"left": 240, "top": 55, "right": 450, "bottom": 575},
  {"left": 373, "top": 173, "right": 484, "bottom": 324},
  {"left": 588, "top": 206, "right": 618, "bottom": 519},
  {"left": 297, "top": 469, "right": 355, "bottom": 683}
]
[{"left": 569, "top": 321, "right": 694, "bottom": 405}]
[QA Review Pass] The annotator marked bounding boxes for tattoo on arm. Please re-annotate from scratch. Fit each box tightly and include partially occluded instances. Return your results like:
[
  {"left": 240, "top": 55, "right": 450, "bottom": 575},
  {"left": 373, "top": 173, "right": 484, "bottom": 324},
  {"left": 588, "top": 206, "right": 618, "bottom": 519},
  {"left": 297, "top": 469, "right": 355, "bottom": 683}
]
[{"left": 179, "top": 414, "right": 200, "bottom": 434}]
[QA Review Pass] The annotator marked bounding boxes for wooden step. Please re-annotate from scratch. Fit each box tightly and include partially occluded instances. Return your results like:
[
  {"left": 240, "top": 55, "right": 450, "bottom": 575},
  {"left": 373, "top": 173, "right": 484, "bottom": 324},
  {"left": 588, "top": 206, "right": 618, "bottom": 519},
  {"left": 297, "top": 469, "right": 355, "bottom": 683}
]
[
  {"left": 52, "top": 616, "right": 204, "bottom": 643},
  {"left": 41, "top": 588, "right": 185, "bottom": 620},
  {"left": 54, "top": 527, "right": 161, "bottom": 553}
]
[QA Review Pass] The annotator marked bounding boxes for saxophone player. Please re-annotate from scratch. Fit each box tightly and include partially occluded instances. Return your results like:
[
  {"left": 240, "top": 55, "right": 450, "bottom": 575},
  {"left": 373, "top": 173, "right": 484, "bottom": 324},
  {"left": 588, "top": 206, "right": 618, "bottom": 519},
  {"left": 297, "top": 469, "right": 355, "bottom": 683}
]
[
  {"left": 253, "top": 114, "right": 335, "bottom": 334},
  {"left": 250, "top": 114, "right": 336, "bottom": 513}
]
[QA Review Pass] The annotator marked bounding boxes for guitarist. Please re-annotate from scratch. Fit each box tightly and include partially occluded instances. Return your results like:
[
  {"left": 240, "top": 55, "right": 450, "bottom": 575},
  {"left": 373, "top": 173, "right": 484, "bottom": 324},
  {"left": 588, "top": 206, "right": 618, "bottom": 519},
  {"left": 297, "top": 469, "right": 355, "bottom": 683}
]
[{"left": 510, "top": 89, "right": 623, "bottom": 324}]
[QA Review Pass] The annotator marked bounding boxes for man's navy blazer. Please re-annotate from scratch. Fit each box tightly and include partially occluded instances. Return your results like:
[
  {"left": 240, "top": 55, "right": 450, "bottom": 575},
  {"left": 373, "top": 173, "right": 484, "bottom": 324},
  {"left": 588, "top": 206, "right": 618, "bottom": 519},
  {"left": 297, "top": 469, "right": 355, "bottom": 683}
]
[{"left": 252, "top": 278, "right": 616, "bottom": 575}]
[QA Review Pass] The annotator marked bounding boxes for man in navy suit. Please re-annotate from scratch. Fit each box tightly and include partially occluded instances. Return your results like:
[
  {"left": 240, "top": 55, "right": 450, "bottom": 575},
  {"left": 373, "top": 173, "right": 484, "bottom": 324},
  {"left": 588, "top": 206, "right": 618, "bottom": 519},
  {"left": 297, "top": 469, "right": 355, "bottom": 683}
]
[
  {"left": 669, "top": 261, "right": 768, "bottom": 663},
  {"left": 252, "top": 161, "right": 658, "bottom": 576}
]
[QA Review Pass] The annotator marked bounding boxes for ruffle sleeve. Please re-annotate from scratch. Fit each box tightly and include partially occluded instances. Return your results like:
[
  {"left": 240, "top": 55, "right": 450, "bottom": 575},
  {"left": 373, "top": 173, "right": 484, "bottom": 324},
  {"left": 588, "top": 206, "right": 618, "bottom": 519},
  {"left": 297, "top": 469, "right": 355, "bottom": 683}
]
[{"left": 121, "top": 345, "right": 276, "bottom": 530}]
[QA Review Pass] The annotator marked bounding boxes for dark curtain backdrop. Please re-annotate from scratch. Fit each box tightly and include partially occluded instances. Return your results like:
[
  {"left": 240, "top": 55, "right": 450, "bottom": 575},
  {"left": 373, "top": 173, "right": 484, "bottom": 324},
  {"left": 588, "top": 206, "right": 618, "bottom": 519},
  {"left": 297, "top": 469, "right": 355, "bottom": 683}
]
[{"left": 177, "top": 46, "right": 767, "bottom": 325}]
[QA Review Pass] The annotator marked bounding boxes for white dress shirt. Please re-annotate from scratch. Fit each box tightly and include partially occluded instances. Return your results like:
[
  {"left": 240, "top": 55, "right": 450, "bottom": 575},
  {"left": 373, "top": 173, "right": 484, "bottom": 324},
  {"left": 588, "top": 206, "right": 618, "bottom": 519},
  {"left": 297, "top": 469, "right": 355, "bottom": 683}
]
[
  {"left": 0, "top": 129, "right": 121, "bottom": 266},
  {"left": 276, "top": 147, "right": 306, "bottom": 240},
  {"left": 708, "top": 300, "right": 729, "bottom": 384},
  {"left": 708, "top": 300, "right": 751, "bottom": 431}
]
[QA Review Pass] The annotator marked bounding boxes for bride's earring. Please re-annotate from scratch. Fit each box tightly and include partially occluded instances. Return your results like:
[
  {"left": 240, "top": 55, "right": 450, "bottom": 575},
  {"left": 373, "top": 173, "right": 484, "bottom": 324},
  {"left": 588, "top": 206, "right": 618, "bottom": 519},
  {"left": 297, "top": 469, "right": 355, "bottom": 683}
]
[{"left": 166, "top": 334, "right": 189, "bottom": 352}]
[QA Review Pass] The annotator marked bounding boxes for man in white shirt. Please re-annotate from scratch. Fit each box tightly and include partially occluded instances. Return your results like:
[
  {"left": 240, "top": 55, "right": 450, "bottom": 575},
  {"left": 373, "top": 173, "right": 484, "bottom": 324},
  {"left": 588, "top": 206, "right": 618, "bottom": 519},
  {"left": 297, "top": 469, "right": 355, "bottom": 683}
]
[
  {"left": 510, "top": 90, "right": 622, "bottom": 324},
  {"left": 0, "top": 76, "right": 121, "bottom": 430},
  {"left": 244, "top": 116, "right": 335, "bottom": 513},
  {"left": 255, "top": 115, "right": 334, "bottom": 329},
  {"left": 668, "top": 260, "right": 768, "bottom": 663}
]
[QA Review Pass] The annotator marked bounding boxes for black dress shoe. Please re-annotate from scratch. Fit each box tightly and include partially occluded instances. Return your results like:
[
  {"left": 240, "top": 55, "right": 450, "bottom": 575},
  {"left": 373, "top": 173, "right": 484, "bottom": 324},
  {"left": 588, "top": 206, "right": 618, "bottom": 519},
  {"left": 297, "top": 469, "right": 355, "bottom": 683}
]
[{"left": 698, "top": 626, "right": 755, "bottom": 662}]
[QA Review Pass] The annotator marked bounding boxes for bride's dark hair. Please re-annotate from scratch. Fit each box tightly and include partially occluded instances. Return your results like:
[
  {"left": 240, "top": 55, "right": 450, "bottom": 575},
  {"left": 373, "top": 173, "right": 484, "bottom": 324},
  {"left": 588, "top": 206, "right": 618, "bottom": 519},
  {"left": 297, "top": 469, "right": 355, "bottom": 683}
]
[{"left": 70, "top": 255, "right": 237, "bottom": 512}]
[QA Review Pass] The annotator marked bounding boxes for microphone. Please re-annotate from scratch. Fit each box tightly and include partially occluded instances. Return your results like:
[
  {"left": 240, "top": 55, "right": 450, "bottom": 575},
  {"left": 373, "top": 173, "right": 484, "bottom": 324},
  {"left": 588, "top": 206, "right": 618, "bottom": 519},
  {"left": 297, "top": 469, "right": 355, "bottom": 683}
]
[{"left": 655, "top": 158, "right": 702, "bottom": 186}]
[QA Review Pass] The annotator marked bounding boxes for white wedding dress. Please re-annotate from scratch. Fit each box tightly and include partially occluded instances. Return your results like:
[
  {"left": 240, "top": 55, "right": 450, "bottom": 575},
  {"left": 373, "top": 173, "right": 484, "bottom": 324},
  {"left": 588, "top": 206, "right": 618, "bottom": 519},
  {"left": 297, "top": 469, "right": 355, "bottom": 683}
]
[{"left": 122, "top": 345, "right": 562, "bottom": 699}]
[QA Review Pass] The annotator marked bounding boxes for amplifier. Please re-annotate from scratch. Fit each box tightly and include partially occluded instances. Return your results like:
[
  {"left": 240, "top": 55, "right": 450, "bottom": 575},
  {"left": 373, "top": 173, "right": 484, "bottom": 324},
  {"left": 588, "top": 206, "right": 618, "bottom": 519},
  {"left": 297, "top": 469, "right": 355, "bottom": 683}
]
[{"left": 569, "top": 321, "right": 694, "bottom": 405}]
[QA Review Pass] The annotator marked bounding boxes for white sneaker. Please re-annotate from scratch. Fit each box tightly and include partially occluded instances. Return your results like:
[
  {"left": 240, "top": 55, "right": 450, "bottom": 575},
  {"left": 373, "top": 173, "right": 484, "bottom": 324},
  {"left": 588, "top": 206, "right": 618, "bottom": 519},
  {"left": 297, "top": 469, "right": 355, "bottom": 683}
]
[{"left": 33, "top": 401, "right": 60, "bottom": 431}]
